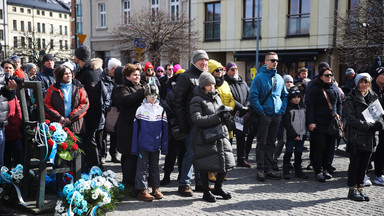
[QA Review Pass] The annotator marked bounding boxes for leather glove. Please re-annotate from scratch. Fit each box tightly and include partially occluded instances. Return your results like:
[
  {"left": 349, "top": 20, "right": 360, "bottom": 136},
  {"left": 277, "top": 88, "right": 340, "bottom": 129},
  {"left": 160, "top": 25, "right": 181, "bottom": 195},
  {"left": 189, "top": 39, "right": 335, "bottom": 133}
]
[
  {"left": 371, "top": 121, "right": 383, "bottom": 131},
  {"left": 239, "top": 106, "right": 249, "bottom": 118},
  {"left": 218, "top": 112, "right": 231, "bottom": 122}
]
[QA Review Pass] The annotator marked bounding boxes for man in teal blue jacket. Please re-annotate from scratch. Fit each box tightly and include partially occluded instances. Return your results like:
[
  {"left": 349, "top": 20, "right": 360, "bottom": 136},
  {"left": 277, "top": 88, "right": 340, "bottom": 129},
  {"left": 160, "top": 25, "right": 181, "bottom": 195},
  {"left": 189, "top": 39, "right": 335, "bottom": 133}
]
[{"left": 248, "top": 52, "right": 288, "bottom": 181}]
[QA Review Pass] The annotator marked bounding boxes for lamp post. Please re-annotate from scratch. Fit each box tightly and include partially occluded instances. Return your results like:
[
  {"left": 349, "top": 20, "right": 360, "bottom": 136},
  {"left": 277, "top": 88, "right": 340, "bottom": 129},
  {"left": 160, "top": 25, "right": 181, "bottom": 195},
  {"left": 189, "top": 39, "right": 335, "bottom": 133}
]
[{"left": 362, "top": 22, "right": 369, "bottom": 71}]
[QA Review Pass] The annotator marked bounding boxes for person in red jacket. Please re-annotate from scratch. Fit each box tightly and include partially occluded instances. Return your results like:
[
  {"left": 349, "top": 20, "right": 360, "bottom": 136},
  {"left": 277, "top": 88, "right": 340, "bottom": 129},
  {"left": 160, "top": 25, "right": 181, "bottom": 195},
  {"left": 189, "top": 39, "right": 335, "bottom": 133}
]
[
  {"left": 44, "top": 64, "right": 89, "bottom": 135},
  {"left": 9, "top": 54, "right": 25, "bottom": 79}
]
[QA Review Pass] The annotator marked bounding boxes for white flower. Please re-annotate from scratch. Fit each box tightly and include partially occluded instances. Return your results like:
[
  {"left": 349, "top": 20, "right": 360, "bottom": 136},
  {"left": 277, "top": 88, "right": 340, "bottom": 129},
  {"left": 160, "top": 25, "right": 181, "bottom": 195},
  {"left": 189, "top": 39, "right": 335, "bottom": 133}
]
[
  {"left": 61, "top": 213, "right": 68, "bottom": 216},
  {"left": 92, "top": 193, "right": 98, "bottom": 200},
  {"left": 4, "top": 196, "right": 9, "bottom": 200},
  {"left": 79, "top": 188, "right": 84, "bottom": 193},
  {"left": 102, "top": 196, "right": 110, "bottom": 203},
  {"left": 1, "top": 167, "right": 8, "bottom": 173},
  {"left": 59, "top": 207, "right": 65, "bottom": 213},
  {"left": 84, "top": 184, "right": 90, "bottom": 190}
]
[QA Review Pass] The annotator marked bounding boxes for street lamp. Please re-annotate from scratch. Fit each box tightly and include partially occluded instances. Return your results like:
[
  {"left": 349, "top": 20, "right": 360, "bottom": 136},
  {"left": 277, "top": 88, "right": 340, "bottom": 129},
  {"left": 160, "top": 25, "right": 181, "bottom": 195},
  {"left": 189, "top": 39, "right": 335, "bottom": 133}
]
[{"left": 362, "top": 22, "right": 370, "bottom": 71}]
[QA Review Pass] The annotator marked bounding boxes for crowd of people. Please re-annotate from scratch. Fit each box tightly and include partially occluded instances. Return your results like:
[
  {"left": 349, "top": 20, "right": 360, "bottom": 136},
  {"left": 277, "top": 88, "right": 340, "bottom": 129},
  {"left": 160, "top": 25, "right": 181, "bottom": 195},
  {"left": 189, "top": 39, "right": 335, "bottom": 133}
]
[{"left": 0, "top": 47, "right": 383, "bottom": 212}]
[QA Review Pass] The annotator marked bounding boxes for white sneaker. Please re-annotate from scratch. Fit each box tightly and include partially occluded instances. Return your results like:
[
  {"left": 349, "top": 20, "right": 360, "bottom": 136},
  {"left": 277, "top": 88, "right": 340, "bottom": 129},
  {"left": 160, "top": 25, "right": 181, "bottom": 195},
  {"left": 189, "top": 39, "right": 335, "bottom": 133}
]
[
  {"left": 364, "top": 175, "right": 372, "bottom": 186},
  {"left": 373, "top": 175, "right": 384, "bottom": 186}
]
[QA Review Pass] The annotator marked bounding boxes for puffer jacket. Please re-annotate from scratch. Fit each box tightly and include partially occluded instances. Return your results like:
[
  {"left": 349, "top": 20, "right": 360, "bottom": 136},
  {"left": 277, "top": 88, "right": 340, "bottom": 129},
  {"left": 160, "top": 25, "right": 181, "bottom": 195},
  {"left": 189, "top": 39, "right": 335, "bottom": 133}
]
[
  {"left": 190, "top": 86, "right": 236, "bottom": 173},
  {"left": 249, "top": 64, "right": 288, "bottom": 117},
  {"left": 173, "top": 63, "right": 204, "bottom": 133},
  {"left": 35, "top": 66, "right": 55, "bottom": 96},
  {"left": 113, "top": 78, "right": 146, "bottom": 155},
  {"left": 0, "top": 68, "right": 16, "bottom": 127},
  {"left": 4, "top": 97, "right": 22, "bottom": 140},
  {"left": 216, "top": 79, "right": 235, "bottom": 110},
  {"left": 284, "top": 101, "right": 306, "bottom": 141},
  {"left": 44, "top": 79, "right": 89, "bottom": 134},
  {"left": 344, "top": 88, "right": 383, "bottom": 153},
  {"left": 75, "top": 58, "right": 103, "bottom": 131},
  {"left": 224, "top": 74, "right": 250, "bottom": 111}
]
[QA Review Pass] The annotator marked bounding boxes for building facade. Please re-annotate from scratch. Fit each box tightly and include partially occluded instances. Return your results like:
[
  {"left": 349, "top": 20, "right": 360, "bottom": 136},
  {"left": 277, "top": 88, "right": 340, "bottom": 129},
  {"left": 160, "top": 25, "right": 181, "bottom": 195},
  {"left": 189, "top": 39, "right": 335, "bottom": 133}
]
[{"left": 7, "top": 0, "right": 71, "bottom": 64}]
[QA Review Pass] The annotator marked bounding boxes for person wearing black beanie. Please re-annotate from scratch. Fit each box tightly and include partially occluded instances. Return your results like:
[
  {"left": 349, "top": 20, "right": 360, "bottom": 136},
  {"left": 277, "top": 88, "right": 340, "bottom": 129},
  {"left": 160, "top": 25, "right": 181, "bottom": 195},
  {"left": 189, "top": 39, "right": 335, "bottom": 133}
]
[{"left": 35, "top": 53, "right": 56, "bottom": 95}]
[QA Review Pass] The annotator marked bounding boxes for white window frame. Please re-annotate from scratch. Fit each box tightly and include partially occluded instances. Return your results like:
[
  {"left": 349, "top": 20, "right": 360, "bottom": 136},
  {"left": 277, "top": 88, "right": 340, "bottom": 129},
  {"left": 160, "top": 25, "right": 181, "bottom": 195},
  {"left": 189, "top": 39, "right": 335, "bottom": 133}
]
[
  {"left": 151, "top": 0, "right": 159, "bottom": 20},
  {"left": 170, "top": 0, "right": 180, "bottom": 21},
  {"left": 123, "top": 0, "right": 130, "bottom": 25},
  {"left": 99, "top": 3, "right": 106, "bottom": 28}
]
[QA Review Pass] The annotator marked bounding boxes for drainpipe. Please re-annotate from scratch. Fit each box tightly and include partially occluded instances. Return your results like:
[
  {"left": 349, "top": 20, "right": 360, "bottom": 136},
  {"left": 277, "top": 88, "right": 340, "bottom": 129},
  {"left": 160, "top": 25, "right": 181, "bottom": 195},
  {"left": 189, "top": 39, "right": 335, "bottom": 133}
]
[
  {"left": 89, "top": 0, "right": 92, "bottom": 56},
  {"left": 330, "top": 0, "right": 339, "bottom": 65}
]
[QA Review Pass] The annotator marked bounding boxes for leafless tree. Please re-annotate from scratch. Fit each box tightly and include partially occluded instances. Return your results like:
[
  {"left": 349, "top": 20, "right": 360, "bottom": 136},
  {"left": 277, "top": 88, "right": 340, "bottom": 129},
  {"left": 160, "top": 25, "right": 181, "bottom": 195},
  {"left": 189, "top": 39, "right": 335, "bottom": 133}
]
[
  {"left": 333, "top": 1, "right": 384, "bottom": 72},
  {"left": 9, "top": 31, "right": 71, "bottom": 65},
  {"left": 113, "top": 9, "right": 200, "bottom": 66}
]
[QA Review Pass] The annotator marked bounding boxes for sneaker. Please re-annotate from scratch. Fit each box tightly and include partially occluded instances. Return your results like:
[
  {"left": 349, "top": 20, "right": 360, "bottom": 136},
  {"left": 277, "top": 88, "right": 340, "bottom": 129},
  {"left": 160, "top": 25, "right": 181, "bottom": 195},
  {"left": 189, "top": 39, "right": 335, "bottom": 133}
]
[
  {"left": 358, "top": 186, "right": 370, "bottom": 201},
  {"left": 315, "top": 172, "right": 326, "bottom": 182},
  {"left": 178, "top": 185, "right": 193, "bottom": 197},
  {"left": 348, "top": 187, "right": 364, "bottom": 201},
  {"left": 203, "top": 191, "right": 216, "bottom": 202},
  {"left": 265, "top": 172, "right": 282, "bottom": 180},
  {"left": 374, "top": 175, "right": 384, "bottom": 186},
  {"left": 323, "top": 170, "right": 332, "bottom": 179},
  {"left": 212, "top": 188, "right": 232, "bottom": 200},
  {"left": 256, "top": 170, "right": 265, "bottom": 182},
  {"left": 363, "top": 175, "right": 372, "bottom": 187}
]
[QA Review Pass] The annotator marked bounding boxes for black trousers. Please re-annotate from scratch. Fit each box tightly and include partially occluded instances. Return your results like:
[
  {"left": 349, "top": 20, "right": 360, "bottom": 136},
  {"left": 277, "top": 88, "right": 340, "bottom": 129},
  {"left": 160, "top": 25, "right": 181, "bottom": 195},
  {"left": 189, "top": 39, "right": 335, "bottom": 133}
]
[
  {"left": 109, "top": 132, "right": 118, "bottom": 157},
  {"left": 348, "top": 150, "right": 372, "bottom": 187},
  {"left": 312, "top": 131, "right": 335, "bottom": 173},
  {"left": 200, "top": 172, "right": 226, "bottom": 193},
  {"left": 121, "top": 153, "right": 138, "bottom": 186},
  {"left": 81, "top": 130, "right": 100, "bottom": 171},
  {"left": 163, "top": 138, "right": 185, "bottom": 177},
  {"left": 375, "top": 131, "right": 384, "bottom": 177},
  {"left": 234, "top": 129, "right": 247, "bottom": 163},
  {"left": 96, "top": 129, "right": 107, "bottom": 158}
]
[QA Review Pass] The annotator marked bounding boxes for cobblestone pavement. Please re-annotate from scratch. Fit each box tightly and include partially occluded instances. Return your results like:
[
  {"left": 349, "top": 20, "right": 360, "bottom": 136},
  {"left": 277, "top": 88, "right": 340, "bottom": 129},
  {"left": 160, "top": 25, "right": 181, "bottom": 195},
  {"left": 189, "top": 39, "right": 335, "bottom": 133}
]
[{"left": 106, "top": 141, "right": 384, "bottom": 216}]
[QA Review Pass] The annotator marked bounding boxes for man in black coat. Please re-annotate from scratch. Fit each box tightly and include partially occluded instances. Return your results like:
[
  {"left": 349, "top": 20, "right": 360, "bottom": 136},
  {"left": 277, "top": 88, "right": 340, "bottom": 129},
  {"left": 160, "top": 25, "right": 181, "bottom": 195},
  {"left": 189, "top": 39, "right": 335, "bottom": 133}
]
[
  {"left": 159, "top": 63, "right": 173, "bottom": 100},
  {"left": 35, "top": 54, "right": 56, "bottom": 96},
  {"left": 75, "top": 45, "right": 103, "bottom": 171}
]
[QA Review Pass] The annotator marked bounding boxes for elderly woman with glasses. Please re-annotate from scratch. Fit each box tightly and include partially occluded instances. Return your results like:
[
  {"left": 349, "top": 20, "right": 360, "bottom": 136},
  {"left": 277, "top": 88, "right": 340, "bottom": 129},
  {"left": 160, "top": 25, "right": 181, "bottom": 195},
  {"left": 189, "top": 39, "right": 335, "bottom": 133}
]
[{"left": 306, "top": 67, "right": 342, "bottom": 182}]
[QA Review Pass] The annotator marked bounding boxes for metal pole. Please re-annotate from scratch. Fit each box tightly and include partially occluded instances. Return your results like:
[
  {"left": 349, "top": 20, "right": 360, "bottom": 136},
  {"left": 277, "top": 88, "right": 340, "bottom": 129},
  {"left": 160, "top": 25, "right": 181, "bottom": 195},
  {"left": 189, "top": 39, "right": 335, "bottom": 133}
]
[
  {"left": 2, "top": 0, "right": 6, "bottom": 59},
  {"left": 255, "top": 0, "right": 261, "bottom": 72},
  {"left": 188, "top": 0, "right": 191, "bottom": 66},
  {"left": 75, "top": 3, "right": 78, "bottom": 49}
]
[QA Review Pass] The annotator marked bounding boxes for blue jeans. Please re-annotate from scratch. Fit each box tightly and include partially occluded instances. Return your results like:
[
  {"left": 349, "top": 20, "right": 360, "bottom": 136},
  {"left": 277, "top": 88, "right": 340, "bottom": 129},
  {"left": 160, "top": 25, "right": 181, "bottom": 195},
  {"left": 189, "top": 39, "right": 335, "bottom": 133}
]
[
  {"left": 0, "top": 128, "right": 5, "bottom": 166},
  {"left": 283, "top": 140, "right": 304, "bottom": 169},
  {"left": 178, "top": 131, "right": 200, "bottom": 186}
]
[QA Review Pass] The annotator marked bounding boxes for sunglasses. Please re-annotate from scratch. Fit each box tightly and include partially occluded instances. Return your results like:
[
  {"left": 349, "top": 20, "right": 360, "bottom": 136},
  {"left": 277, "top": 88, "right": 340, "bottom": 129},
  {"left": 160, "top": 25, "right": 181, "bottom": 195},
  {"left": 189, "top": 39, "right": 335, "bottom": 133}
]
[
  {"left": 323, "top": 74, "right": 334, "bottom": 77},
  {"left": 150, "top": 94, "right": 158, "bottom": 98},
  {"left": 230, "top": 68, "right": 238, "bottom": 71},
  {"left": 214, "top": 68, "right": 224, "bottom": 73},
  {"left": 157, "top": 70, "right": 164, "bottom": 73},
  {"left": 167, "top": 68, "right": 173, "bottom": 70},
  {"left": 267, "top": 59, "right": 279, "bottom": 63}
]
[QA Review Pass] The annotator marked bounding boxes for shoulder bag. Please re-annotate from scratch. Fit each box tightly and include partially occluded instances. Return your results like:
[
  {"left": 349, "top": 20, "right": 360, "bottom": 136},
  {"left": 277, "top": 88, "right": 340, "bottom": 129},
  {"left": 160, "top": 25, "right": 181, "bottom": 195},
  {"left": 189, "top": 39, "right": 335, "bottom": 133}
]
[{"left": 322, "top": 88, "right": 343, "bottom": 138}]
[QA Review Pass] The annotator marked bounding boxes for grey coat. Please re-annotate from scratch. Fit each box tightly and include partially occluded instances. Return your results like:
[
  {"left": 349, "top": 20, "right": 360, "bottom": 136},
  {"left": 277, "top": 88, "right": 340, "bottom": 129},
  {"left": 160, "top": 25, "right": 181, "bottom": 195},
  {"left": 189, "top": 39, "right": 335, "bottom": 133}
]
[{"left": 189, "top": 87, "right": 236, "bottom": 173}]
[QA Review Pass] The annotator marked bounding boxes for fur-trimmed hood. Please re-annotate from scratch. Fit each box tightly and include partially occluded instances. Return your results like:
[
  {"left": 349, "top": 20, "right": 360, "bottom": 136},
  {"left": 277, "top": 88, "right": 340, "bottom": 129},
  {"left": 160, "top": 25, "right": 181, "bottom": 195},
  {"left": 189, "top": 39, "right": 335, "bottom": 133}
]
[{"left": 90, "top": 58, "right": 103, "bottom": 70}]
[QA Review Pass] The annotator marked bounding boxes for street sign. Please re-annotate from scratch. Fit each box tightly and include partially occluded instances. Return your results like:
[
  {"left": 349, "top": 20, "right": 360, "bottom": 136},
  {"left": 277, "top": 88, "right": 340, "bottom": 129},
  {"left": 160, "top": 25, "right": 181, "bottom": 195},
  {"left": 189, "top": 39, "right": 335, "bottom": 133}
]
[
  {"left": 77, "top": 34, "right": 87, "bottom": 45},
  {"left": 250, "top": 68, "right": 256, "bottom": 79}
]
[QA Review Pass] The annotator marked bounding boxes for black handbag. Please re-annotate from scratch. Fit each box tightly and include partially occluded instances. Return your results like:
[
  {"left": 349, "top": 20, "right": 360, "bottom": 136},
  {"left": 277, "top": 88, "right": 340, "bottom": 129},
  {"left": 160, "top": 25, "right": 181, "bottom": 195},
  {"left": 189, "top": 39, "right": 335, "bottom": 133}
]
[
  {"left": 202, "top": 124, "right": 226, "bottom": 143},
  {"left": 322, "top": 89, "right": 343, "bottom": 138}
]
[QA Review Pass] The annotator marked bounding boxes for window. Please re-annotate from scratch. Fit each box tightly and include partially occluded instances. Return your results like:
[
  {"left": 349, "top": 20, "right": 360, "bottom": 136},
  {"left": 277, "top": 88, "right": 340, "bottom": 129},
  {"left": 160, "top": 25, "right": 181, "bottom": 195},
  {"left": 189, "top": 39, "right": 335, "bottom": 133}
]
[
  {"left": 59, "top": 25, "right": 62, "bottom": 34},
  {"left": 37, "top": 38, "right": 41, "bottom": 49},
  {"left": 42, "top": 11, "right": 45, "bottom": 16},
  {"left": 65, "top": 40, "right": 68, "bottom": 50},
  {"left": 37, "top": 23, "right": 41, "bottom": 32},
  {"left": 59, "top": 13, "right": 62, "bottom": 18},
  {"left": 21, "top": 37, "right": 25, "bottom": 48},
  {"left": 0, "top": 9, "right": 2, "bottom": 19},
  {"left": 65, "top": 26, "right": 68, "bottom": 35},
  {"left": 28, "top": 22, "right": 32, "bottom": 32},
  {"left": 28, "top": 38, "right": 32, "bottom": 49},
  {"left": 20, "top": 8, "right": 24, "bottom": 13},
  {"left": 50, "top": 12, "right": 53, "bottom": 17},
  {"left": 37, "top": 10, "right": 40, "bottom": 15},
  {"left": 123, "top": 0, "right": 131, "bottom": 24},
  {"left": 204, "top": 2, "right": 221, "bottom": 41},
  {"left": 13, "top": 20, "right": 17, "bottom": 31},
  {"left": 287, "top": 0, "right": 310, "bottom": 36},
  {"left": 42, "top": 23, "right": 46, "bottom": 33},
  {"left": 14, "top": 37, "right": 18, "bottom": 48},
  {"left": 42, "top": 39, "right": 46, "bottom": 48},
  {"left": 0, "top": 30, "right": 3, "bottom": 41},
  {"left": 243, "top": 0, "right": 262, "bottom": 38},
  {"left": 151, "top": 0, "right": 159, "bottom": 21},
  {"left": 27, "top": 9, "right": 31, "bottom": 14},
  {"left": 12, "top": 7, "right": 16, "bottom": 12},
  {"left": 349, "top": 0, "right": 359, "bottom": 9},
  {"left": 59, "top": 40, "right": 63, "bottom": 50},
  {"left": 64, "top": 14, "right": 67, "bottom": 19},
  {"left": 99, "top": 3, "right": 106, "bottom": 28},
  {"left": 50, "top": 24, "right": 54, "bottom": 34},
  {"left": 77, "top": 20, "right": 83, "bottom": 34},
  {"left": 170, "top": 0, "right": 179, "bottom": 21},
  {"left": 50, "top": 39, "right": 54, "bottom": 49},
  {"left": 21, "top": 21, "right": 25, "bottom": 31}
]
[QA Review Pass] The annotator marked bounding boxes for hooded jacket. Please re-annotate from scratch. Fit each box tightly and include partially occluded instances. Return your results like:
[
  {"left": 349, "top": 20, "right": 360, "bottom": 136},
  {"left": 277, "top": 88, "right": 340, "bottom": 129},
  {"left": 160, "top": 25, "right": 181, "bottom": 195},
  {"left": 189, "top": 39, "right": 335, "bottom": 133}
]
[
  {"left": 0, "top": 68, "right": 16, "bottom": 127},
  {"left": 283, "top": 101, "right": 307, "bottom": 141},
  {"left": 248, "top": 64, "right": 288, "bottom": 117},
  {"left": 190, "top": 86, "right": 236, "bottom": 173},
  {"left": 35, "top": 66, "right": 55, "bottom": 96},
  {"left": 131, "top": 98, "right": 168, "bottom": 155},
  {"left": 224, "top": 74, "right": 250, "bottom": 111}
]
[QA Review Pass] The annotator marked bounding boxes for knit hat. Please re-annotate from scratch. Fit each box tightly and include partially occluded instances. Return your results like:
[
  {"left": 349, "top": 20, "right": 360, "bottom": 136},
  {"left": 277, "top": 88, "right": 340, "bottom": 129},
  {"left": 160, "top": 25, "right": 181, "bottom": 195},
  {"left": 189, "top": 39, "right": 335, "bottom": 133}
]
[
  {"left": 42, "top": 54, "right": 55, "bottom": 63},
  {"left": 198, "top": 72, "right": 216, "bottom": 88},
  {"left": 208, "top": 59, "right": 223, "bottom": 74},
  {"left": 75, "top": 45, "right": 90, "bottom": 62},
  {"left": 225, "top": 62, "right": 237, "bottom": 71},
  {"left": 144, "top": 62, "right": 154, "bottom": 71},
  {"left": 175, "top": 69, "right": 185, "bottom": 75},
  {"left": 192, "top": 50, "right": 209, "bottom": 63},
  {"left": 355, "top": 73, "right": 372, "bottom": 86},
  {"left": 144, "top": 83, "right": 159, "bottom": 96},
  {"left": 345, "top": 68, "right": 355, "bottom": 76},
  {"left": 132, "top": 60, "right": 140, "bottom": 65},
  {"left": 318, "top": 62, "right": 330, "bottom": 70},
  {"left": 25, "top": 63, "right": 36, "bottom": 73},
  {"left": 302, "top": 78, "right": 311, "bottom": 86},
  {"left": 156, "top": 66, "right": 164, "bottom": 73},
  {"left": 288, "top": 86, "right": 301, "bottom": 100},
  {"left": 173, "top": 64, "right": 182, "bottom": 74},
  {"left": 10, "top": 55, "right": 21, "bottom": 62},
  {"left": 374, "top": 67, "right": 384, "bottom": 78},
  {"left": 62, "top": 62, "right": 74, "bottom": 71},
  {"left": 283, "top": 75, "right": 294, "bottom": 83}
]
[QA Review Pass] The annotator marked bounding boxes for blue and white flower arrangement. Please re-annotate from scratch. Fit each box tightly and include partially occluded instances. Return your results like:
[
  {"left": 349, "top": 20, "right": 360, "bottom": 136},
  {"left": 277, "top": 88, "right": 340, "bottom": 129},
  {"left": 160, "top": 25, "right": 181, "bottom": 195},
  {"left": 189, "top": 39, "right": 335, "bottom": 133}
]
[
  {"left": 0, "top": 164, "right": 29, "bottom": 206},
  {"left": 55, "top": 167, "right": 125, "bottom": 216}
]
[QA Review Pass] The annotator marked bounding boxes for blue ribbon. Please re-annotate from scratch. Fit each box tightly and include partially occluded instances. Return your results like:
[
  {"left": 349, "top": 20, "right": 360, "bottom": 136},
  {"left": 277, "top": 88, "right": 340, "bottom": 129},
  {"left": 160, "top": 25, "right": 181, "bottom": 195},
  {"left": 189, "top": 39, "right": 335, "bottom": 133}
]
[
  {"left": 91, "top": 186, "right": 111, "bottom": 216},
  {"left": 88, "top": 166, "right": 103, "bottom": 180},
  {"left": 48, "top": 140, "right": 57, "bottom": 164},
  {"left": 0, "top": 167, "right": 28, "bottom": 206}
]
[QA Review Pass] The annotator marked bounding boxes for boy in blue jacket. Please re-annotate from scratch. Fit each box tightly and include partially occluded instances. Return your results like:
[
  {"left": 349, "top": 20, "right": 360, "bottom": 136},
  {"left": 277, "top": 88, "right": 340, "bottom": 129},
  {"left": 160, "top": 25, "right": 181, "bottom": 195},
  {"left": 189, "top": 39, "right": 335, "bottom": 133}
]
[{"left": 132, "top": 83, "right": 168, "bottom": 201}]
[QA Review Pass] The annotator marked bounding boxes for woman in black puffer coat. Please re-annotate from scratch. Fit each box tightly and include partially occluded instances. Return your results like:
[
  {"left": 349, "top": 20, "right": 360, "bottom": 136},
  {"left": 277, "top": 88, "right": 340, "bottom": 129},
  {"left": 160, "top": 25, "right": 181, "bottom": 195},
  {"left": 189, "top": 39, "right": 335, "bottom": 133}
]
[
  {"left": 344, "top": 73, "right": 384, "bottom": 202},
  {"left": 190, "top": 72, "right": 235, "bottom": 203}
]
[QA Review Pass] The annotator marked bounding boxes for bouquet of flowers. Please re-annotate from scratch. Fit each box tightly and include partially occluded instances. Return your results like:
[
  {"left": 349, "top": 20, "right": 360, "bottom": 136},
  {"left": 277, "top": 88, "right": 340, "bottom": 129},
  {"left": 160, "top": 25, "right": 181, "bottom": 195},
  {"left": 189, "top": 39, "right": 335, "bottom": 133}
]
[
  {"left": 55, "top": 167, "right": 125, "bottom": 216},
  {"left": 0, "top": 164, "right": 30, "bottom": 205},
  {"left": 31, "top": 120, "right": 84, "bottom": 165}
]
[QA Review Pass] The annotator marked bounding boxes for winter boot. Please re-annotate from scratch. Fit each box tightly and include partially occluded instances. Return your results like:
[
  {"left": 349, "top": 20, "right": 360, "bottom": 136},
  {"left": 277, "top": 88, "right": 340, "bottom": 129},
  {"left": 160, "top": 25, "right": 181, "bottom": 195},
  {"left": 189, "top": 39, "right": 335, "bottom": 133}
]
[
  {"left": 358, "top": 185, "right": 369, "bottom": 201},
  {"left": 152, "top": 187, "right": 164, "bottom": 199},
  {"left": 347, "top": 186, "right": 364, "bottom": 201},
  {"left": 137, "top": 190, "right": 155, "bottom": 202}
]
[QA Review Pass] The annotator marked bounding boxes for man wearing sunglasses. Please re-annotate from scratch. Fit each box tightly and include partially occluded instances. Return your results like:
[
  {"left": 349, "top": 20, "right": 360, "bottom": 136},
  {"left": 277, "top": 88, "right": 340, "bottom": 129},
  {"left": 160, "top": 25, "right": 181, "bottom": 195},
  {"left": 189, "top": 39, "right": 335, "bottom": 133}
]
[{"left": 249, "top": 52, "right": 288, "bottom": 181}]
